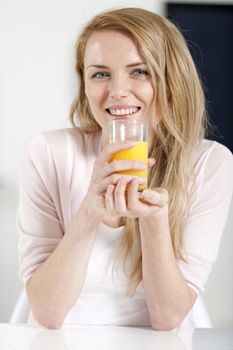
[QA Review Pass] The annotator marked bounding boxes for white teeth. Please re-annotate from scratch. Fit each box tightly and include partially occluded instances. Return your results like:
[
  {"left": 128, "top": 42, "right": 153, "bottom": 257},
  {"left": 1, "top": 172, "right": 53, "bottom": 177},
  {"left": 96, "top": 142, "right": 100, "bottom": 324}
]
[{"left": 109, "top": 107, "right": 139, "bottom": 115}]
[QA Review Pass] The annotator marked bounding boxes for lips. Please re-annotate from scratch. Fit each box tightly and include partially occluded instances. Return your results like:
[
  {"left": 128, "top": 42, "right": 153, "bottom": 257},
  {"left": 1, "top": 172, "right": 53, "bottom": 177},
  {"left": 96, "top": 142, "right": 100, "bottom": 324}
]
[{"left": 106, "top": 106, "right": 141, "bottom": 117}]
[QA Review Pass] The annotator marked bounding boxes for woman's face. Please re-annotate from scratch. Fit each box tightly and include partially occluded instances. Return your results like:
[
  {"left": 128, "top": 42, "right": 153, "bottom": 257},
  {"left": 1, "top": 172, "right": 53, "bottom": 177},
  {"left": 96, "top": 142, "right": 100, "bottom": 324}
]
[{"left": 83, "top": 30, "right": 156, "bottom": 146}]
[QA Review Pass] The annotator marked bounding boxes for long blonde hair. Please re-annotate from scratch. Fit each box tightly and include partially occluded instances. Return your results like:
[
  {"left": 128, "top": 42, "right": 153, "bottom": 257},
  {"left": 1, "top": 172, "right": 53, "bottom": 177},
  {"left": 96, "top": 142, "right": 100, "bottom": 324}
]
[{"left": 69, "top": 7, "right": 208, "bottom": 295}]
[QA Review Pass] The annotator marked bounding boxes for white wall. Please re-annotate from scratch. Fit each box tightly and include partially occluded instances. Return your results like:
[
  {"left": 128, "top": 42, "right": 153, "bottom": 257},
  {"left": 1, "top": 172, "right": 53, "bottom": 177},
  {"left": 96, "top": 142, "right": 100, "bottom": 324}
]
[{"left": 0, "top": 0, "right": 232, "bottom": 328}]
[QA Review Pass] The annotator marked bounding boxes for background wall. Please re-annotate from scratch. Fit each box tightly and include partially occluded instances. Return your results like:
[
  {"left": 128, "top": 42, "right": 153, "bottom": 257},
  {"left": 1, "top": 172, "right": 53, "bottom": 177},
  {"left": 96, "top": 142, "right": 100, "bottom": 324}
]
[{"left": 0, "top": 0, "right": 232, "bottom": 328}]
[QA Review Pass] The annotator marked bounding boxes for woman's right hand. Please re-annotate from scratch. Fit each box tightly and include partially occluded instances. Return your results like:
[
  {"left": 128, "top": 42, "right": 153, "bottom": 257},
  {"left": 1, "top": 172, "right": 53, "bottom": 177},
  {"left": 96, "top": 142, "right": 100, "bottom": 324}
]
[{"left": 83, "top": 141, "right": 147, "bottom": 224}]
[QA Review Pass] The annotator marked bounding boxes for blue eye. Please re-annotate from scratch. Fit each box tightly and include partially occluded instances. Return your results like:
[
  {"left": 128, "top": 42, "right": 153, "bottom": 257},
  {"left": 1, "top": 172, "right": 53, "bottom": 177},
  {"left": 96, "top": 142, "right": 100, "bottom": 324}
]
[
  {"left": 133, "top": 68, "right": 150, "bottom": 76},
  {"left": 91, "top": 71, "right": 110, "bottom": 79}
]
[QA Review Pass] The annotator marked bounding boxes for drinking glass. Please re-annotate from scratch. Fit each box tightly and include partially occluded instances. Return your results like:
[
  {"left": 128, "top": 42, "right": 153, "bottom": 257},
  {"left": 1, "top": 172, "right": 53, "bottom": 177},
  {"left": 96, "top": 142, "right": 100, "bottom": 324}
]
[{"left": 108, "top": 118, "right": 148, "bottom": 191}]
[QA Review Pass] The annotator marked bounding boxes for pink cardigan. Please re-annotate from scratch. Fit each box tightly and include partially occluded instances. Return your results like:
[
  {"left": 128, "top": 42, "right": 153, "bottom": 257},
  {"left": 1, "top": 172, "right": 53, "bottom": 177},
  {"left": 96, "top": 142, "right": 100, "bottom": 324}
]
[{"left": 17, "top": 128, "right": 233, "bottom": 326}]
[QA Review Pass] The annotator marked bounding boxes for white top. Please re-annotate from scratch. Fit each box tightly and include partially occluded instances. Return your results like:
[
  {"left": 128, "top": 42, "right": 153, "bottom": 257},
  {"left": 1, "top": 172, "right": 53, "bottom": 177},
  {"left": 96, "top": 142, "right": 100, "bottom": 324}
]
[{"left": 17, "top": 128, "right": 233, "bottom": 328}]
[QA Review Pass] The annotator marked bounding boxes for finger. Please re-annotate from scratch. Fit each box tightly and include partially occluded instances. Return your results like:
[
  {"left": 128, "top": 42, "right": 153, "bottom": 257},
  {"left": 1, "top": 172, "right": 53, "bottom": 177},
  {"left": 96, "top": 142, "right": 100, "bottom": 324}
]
[
  {"left": 114, "top": 178, "right": 128, "bottom": 214},
  {"left": 108, "top": 159, "right": 147, "bottom": 175},
  {"left": 95, "top": 159, "right": 147, "bottom": 183},
  {"left": 105, "top": 184, "right": 116, "bottom": 215},
  {"left": 99, "top": 141, "right": 136, "bottom": 164},
  {"left": 97, "top": 174, "right": 146, "bottom": 193},
  {"left": 127, "top": 179, "right": 141, "bottom": 211},
  {"left": 147, "top": 158, "right": 155, "bottom": 168},
  {"left": 140, "top": 188, "right": 168, "bottom": 207}
]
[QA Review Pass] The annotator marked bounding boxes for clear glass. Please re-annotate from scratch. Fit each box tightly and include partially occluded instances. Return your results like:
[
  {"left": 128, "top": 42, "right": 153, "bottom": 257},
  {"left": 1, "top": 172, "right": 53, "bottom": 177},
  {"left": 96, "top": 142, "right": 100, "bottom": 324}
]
[{"left": 108, "top": 119, "right": 148, "bottom": 191}]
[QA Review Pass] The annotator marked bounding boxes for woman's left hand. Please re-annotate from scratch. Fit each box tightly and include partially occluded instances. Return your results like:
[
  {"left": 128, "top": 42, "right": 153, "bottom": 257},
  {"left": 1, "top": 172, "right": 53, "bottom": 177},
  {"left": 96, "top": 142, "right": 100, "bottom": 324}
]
[{"left": 104, "top": 159, "right": 168, "bottom": 219}]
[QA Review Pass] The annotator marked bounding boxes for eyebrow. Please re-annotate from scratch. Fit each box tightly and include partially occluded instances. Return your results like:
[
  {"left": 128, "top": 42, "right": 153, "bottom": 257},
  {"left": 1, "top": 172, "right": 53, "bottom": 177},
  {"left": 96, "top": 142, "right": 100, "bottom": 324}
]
[{"left": 86, "top": 62, "right": 146, "bottom": 69}]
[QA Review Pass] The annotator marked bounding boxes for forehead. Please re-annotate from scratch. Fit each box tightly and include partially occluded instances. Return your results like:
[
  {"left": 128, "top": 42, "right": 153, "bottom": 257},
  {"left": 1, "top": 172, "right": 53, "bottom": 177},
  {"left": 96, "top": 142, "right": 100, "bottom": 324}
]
[{"left": 84, "top": 30, "right": 144, "bottom": 67}]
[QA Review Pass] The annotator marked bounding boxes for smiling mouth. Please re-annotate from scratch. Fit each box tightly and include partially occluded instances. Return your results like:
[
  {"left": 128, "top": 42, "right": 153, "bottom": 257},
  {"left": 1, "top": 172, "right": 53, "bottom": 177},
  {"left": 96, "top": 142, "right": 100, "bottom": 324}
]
[{"left": 106, "top": 106, "right": 141, "bottom": 117}]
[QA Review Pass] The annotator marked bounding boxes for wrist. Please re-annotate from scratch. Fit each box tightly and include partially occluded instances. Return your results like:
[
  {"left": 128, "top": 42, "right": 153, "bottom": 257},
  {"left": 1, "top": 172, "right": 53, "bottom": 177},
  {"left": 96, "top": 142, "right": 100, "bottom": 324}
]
[
  {"left": 140, "top": 204, "right": 168, "bottom": 223},
  {"left": 67, "top": 199, "right": 102, "bottom": 239},
  {"left": 79, "top": 199, "right": 102, "bottom": 229},
  {"left": 139, "top": 205, "right": 169, "bottom": 234}
]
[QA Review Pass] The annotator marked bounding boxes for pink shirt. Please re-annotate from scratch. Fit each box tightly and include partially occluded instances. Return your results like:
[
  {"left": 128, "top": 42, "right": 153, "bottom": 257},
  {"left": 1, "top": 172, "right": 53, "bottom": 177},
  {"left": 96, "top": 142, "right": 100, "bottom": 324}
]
[{"left": 17, "top": 128, "right": 233, "bottom": 327}]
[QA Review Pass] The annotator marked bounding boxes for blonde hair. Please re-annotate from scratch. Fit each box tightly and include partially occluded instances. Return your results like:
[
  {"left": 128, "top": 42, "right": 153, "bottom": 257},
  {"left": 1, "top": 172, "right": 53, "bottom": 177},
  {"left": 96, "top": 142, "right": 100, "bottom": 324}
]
[{"left": 70, "top": 7, "right": 208, "bottom": 295}]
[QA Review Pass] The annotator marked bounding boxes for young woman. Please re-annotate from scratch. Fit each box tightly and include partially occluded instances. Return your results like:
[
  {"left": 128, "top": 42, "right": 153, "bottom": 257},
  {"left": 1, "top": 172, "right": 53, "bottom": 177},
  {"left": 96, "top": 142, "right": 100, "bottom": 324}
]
[{"left": 17, "top": 8, "right": 233, "bottom": 330}]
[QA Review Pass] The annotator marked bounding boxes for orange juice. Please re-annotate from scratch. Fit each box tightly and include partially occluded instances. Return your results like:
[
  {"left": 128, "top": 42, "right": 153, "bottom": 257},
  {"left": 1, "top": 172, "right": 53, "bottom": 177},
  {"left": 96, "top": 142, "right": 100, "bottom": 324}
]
[{"left": 111, "top": 141, "right": 148, "bottom": 191}]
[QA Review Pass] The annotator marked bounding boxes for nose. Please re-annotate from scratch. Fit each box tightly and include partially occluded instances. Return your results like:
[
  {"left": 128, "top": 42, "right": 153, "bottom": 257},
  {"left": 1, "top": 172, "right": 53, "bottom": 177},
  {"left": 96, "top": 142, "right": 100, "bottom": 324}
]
[{"left": 108, "top": 74, "right": 130, "bottom": 99}]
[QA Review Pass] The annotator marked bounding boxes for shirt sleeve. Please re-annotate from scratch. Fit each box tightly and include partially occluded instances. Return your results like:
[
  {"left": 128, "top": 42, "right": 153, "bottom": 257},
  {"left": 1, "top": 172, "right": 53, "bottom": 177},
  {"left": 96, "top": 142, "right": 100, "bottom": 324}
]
[
  {"left": 177, "top": 142, "right": 233, "bottom": 295},
  {"left": 17, "top": 133, "right": 64, "bottom": 286}
]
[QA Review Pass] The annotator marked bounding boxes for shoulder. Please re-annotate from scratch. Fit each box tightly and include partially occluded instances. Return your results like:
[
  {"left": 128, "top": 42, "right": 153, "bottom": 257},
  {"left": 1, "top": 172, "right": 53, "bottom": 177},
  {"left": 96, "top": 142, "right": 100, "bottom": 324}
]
[
  {"left": 194, "top": 139, "right": 232, "bottom": 162},
  {"left": 192, "top": 139, "right": 233, "bottom": 202},
  {"left": 24, "top": 128, "right": 101, "bottom": 160},
  {"left": 193, "top": 139, "right": 233, "bottom": 177},
  {"left": 20, "top": 128, "right": 102, "bottom": 197}
]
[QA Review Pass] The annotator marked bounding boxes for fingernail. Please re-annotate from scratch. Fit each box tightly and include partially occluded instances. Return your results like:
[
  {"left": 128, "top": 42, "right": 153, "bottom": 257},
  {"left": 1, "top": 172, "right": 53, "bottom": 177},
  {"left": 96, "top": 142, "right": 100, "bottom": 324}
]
[
  {"left": 118, "top": 178, "right": 126, "bottom": 185},
  {"left": 138, "top": 163, "right": 147, "bottom": 169},
  {"left": 132, "top": 179, "right": 139, "bottom": 185},
  {"left": 142, "top": 190, "right": 152, "bottom": 198},
  {"left": 108, "top": 185, "right": 114, "bottom": 193}
]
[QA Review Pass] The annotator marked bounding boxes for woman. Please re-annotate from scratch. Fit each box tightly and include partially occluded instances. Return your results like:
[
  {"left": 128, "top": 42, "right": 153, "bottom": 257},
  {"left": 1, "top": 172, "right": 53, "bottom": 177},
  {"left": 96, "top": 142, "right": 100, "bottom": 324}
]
[{"left": 18, "top": 8, "right": 233, "bottom": 330}]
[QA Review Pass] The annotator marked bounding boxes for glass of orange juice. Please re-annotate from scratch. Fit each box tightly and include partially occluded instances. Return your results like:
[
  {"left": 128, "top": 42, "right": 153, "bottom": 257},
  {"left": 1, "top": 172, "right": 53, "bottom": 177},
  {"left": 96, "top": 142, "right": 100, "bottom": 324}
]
[{"left": 108, "top": 118, "right": 148, "bottom": 191}]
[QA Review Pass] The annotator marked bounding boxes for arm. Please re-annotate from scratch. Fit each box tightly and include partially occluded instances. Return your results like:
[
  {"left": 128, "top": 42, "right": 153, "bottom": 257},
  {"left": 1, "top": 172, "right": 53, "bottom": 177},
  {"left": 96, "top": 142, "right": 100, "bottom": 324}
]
[
  {"left": 139, "top": 206, "right": 196, "bottom": 331},
  {"left": 104, "top": 142, "right": 233, "bottom": 331},
  {"left": 25, "top": 199, "right": 101, "bottom": 329},
  {"left": 19, "top": 135, "right": 146, "bottom": 329},
  {"left": 19, "top": 133, "right": 102, "bottom": 329},
  {"left": 138, "top": 144, "right": 233, "bottom": 330},
  {"left": 104, "top": 178, "right": 196, "bottom": 330}
]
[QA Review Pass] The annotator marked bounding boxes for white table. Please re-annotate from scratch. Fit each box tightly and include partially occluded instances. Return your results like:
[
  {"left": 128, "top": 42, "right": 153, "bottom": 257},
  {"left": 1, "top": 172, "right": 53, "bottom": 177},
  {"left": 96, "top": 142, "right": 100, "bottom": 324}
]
[{"left": 0, "top": 324, "right": 232, "bottom": 350}]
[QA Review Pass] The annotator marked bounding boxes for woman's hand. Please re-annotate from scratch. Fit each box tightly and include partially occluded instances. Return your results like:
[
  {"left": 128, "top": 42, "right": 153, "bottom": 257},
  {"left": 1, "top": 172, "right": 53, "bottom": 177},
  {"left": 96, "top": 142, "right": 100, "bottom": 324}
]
[
  {"left": 83, "top": 140, "right": 168, "bottom": 223},
  {"left": 105, "top": 178, "right": 169, "bottom": 220},
  {"left": 83, "top": 141, "right": 149, "bottom": 223}
]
